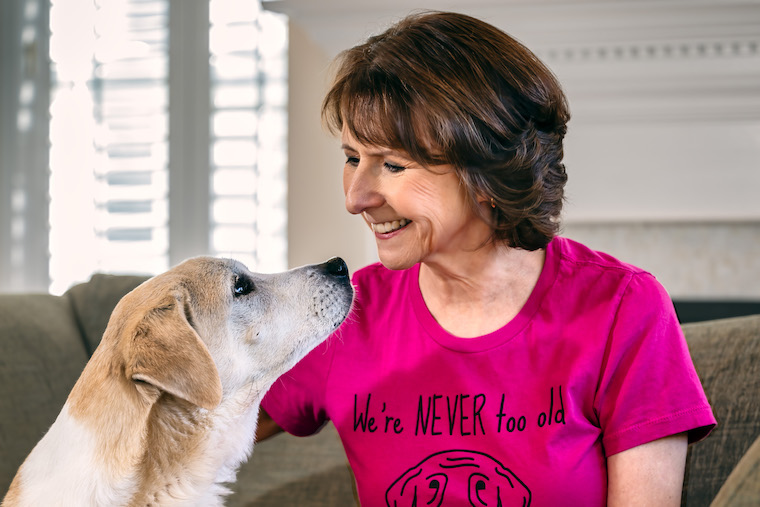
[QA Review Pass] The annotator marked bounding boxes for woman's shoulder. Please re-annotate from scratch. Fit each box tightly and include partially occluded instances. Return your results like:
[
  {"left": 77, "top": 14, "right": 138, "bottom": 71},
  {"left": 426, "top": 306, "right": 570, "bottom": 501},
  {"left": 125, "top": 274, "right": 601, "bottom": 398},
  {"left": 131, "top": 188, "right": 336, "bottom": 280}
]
[
  {"left": 552, "top": 236, "right": 668, "bottom": 287},
  {"left": 550, "top": 236, "right": 671, "bottom": 308},
  {"left": 552, "top": 236, "right": 648, "bottom": 276}
]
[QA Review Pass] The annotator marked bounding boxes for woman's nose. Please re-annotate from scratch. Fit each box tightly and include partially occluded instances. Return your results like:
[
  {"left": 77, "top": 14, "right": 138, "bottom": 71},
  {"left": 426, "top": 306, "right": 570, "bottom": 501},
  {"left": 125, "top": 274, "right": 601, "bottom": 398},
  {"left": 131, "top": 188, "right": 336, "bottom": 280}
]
[{"left": 344, "top": 164, "right": 383, "bottom": 215}]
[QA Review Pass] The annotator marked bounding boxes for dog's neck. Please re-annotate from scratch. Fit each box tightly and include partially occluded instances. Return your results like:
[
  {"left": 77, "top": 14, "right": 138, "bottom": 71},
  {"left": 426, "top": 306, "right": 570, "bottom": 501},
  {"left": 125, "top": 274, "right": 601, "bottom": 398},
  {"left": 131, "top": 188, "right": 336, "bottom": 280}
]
[{"left": 129, "top": 393, "right": 261, "bottom": 506}]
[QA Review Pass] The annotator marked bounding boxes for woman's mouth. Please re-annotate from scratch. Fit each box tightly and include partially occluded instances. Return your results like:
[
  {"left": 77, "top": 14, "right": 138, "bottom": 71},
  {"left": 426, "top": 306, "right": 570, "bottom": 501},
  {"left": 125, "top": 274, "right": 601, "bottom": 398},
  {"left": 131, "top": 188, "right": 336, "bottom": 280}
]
[{"left": 371, "top": 219, "right": 411, "bottom": 234}]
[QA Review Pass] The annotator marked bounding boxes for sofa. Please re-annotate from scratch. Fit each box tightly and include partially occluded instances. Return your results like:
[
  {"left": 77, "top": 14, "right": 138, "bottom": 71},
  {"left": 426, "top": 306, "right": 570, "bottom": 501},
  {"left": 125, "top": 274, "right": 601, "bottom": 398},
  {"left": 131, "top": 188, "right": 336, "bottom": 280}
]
[{"left": 1, "top": 274, "right": 758, "bottom": 506}]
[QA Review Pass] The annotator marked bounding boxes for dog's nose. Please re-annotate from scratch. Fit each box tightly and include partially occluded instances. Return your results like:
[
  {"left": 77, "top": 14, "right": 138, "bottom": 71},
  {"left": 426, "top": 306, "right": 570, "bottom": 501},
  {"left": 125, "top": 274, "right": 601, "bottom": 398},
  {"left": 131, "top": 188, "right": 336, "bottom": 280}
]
[{"left": 322, "top": 257, "right": 349, "bottom": 279}]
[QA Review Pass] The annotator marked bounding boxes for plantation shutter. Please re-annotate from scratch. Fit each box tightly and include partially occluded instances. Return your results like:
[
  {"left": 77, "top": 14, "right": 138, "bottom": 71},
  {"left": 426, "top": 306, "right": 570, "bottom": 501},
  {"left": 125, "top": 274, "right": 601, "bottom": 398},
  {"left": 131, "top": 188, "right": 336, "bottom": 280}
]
[{"left": 46, "top": 0, "right": 287, "bottom": 294}]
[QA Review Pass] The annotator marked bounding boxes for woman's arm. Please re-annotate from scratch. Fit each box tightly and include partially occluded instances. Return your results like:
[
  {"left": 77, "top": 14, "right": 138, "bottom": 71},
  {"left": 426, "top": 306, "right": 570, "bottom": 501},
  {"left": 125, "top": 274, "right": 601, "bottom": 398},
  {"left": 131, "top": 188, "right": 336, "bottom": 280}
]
[
  {"left": 607, "top": 432, "right": 688, "bottom": 506},
  {"left": 255, "top": 407, "right": 284, "bottom": 442}
]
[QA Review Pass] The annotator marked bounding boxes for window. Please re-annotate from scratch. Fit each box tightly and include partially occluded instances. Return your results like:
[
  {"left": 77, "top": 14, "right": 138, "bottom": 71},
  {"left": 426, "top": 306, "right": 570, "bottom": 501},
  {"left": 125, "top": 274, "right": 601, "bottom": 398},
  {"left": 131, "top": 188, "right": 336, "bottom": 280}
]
[
  {"left": 1, "top": 0, "right": 288, "bottom": 294},
  {"left": 209, "top": 0, "right": 288, "bottom": 275}
]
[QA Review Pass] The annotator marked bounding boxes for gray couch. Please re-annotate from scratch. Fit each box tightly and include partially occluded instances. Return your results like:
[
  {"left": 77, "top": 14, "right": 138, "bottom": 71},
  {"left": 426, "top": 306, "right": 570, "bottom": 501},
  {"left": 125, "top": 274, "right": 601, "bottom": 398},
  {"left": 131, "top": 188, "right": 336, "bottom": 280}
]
[{"left": 1, "top": 274, "right": 759, "bottom": 506}]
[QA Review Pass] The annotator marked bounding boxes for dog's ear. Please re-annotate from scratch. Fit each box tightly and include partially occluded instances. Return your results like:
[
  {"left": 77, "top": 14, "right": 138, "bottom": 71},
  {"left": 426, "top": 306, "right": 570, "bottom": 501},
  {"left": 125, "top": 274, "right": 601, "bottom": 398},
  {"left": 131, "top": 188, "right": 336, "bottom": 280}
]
[{"left": 124, "top": 291, "right": 223, "bottom": 410}]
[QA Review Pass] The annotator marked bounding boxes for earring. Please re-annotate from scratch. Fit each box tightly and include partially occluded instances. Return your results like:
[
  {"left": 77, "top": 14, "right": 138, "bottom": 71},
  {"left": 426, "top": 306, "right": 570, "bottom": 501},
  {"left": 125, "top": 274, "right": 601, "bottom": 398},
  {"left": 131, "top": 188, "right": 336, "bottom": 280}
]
[{"left": 490, "top": 197, "right": 496, "bottom": 208}]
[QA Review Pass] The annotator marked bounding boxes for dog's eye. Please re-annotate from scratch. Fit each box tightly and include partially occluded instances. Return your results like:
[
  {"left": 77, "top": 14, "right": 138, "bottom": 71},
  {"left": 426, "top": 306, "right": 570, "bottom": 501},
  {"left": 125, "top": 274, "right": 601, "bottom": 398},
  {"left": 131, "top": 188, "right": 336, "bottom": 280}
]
[{"left": 233, "top": 274, "right": 255, "bottom": 297}]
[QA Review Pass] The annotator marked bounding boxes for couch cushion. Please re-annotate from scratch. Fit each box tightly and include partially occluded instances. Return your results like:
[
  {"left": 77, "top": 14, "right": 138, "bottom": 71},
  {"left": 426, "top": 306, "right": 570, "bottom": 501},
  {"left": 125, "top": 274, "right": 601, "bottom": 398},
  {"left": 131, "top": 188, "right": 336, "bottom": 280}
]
[
  {"left": 682, "top": 314, "right": 760, "bottom": 506},
  {"left": 0, "top": 293, "right": 90, "bottom": 495},
  {"left": 64, "top": 273, "right": 149, "bottom": 354},
  {"left": 228, "top": 423, "right": 356, "bottom": 506},
  {"left": 710, "top": 432, "right": 760, "bottom": 506}
]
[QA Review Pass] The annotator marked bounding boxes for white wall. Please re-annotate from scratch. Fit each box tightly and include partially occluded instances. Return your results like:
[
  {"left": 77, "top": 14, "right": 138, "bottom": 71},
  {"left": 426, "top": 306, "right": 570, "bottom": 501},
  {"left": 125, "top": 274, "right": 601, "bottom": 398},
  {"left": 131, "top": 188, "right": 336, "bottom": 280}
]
[
  {"left": 272, "top": 0, "right": 760, "bottom": 298},
  {"left": 285, "top": 24, "right": 373, "bottom": 272}
]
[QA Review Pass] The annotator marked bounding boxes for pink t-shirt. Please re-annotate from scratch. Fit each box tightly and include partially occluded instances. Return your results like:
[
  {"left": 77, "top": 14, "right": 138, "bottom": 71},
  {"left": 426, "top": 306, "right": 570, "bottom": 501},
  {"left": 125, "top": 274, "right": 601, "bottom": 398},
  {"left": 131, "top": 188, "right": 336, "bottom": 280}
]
[{"left": 262, "top": 237, "right": 715, "bottom": 506}]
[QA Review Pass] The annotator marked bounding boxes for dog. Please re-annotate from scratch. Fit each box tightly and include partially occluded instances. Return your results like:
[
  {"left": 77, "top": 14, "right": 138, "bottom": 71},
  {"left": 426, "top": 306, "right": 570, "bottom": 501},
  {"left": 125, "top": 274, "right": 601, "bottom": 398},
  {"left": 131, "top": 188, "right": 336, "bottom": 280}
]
[{"left": 2, "top": 256, "right": 353, "bottom": 506}]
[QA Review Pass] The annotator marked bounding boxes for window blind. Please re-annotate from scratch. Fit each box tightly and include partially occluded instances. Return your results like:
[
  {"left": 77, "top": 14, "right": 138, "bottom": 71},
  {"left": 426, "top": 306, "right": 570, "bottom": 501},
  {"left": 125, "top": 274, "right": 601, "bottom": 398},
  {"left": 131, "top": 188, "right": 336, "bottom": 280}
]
[
  {"left": 47, "top": 0, "right": 287, "bottom": 294},
  {"left": 209, "top": 0, "right": 288, "bottom": 272},
  {"left": 50, "top": 0, "right": 170, "bottom": 294}
]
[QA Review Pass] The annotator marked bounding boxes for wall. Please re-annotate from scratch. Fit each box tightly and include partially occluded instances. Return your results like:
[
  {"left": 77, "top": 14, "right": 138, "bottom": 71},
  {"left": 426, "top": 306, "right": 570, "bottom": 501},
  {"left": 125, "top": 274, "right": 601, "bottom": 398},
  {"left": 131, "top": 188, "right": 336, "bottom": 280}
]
[
  {"left": 563, "top": 222, "right": 760, "bottom": 299},
  {"left": 285, "top": 24, "right": 372, "bottom": 272},
  {"left": 274, "top": 0, "right": 760, "bottom": 299}
]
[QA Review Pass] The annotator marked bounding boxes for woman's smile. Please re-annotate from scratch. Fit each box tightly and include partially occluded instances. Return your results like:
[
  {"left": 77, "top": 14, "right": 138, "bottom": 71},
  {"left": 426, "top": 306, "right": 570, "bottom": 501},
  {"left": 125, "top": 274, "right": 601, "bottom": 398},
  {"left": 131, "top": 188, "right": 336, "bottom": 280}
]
[{"left": 369, "top": 218, "right": 412, "bottom": 235}]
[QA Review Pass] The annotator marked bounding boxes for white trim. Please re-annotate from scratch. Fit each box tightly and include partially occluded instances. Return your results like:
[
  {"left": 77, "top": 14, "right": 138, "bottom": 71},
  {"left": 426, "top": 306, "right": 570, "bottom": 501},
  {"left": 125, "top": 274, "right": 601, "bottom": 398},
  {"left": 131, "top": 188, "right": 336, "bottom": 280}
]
[
  {"left": 168, "top": 0, "right": 212, "bottom": 266},
  {"left": 264, "top": 0, "right": 760, "bottom": 122},
  {"left": 0, "top": 0, "right": 50, "bottom": 292}
]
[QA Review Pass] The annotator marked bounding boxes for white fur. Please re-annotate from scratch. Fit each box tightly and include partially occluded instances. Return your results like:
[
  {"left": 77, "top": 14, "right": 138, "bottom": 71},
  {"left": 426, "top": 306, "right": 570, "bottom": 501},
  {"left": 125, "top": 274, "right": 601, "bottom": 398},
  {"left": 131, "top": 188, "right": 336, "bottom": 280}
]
[{"left": 11, "top": 404, "right": 138, "bottom": 506}]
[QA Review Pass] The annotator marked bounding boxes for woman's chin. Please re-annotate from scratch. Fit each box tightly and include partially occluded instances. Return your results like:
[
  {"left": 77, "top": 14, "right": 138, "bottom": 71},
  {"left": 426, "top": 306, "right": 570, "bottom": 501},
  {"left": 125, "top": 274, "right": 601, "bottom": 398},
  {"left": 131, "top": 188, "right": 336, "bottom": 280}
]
[{"left": 377, "top": 250, "right": 418, "bottom": 271}]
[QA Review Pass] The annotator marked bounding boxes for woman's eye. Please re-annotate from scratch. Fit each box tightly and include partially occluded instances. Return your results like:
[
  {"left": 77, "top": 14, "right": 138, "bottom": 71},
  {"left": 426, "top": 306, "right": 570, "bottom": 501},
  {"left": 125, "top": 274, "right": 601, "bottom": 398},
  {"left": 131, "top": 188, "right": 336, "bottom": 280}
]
[
  {"left": 384, "top": 162, "right": 406, "bottom": 173},
  {"left": 233, "top": 274, "right": 255, "bottom": 297},
  {"left": 343, "top": 155, "right": 405, "bottom": 172}
]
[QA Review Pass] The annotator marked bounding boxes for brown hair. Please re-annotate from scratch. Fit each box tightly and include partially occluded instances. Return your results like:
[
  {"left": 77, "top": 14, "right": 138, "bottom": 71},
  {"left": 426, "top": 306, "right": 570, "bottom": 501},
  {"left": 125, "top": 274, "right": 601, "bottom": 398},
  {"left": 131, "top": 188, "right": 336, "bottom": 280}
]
[{"left": 322, "top": 11, "right": 570, "bottom": 250}]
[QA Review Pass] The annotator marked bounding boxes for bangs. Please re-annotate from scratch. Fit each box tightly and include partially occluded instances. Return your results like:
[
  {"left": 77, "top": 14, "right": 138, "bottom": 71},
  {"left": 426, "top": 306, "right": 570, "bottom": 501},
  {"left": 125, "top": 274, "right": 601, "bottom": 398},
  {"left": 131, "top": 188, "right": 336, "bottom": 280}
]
[
  {"left": 344, "top": 87, "right": 405, "bottom": 151},
  {"left": 323, "top": 66, "right": 446, "bottom": 166}
]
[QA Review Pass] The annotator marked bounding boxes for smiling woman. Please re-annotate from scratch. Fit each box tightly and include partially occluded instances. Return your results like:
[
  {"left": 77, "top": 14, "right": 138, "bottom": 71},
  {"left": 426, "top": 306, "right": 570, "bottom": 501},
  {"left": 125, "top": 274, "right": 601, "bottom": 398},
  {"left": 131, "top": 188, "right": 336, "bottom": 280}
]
[{"left": 258, "top": 11, "right": 716, "bottom": 507}]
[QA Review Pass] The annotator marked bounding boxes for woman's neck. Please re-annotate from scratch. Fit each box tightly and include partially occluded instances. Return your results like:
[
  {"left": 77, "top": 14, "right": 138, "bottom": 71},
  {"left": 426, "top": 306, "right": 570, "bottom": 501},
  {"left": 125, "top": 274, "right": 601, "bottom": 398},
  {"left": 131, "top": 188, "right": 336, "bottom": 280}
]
[{"left": 418, "top": 244, "right": 545, "bottom": 338}]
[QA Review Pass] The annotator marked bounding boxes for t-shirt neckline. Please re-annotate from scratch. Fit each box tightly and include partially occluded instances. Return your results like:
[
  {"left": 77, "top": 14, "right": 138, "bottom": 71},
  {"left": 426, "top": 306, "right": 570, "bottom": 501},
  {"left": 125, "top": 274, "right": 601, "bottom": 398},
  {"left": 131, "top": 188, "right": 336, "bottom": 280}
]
[{"left": 409, "top": 238, "right": 561, "bottom": 353}]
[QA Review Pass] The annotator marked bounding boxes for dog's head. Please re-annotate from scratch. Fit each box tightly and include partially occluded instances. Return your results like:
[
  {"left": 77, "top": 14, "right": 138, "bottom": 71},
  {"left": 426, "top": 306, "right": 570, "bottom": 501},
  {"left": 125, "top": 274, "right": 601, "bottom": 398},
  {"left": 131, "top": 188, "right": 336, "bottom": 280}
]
[{"left": 102, "top": 256, "right": 353, "bottom": 411}]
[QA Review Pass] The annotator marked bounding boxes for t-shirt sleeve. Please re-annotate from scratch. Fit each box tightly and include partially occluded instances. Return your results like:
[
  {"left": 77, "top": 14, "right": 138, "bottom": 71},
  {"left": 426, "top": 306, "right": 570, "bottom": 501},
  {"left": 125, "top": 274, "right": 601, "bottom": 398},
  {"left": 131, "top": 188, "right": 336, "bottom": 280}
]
[
  {"left": 260, "top": 339, "right": 337, "bottom": 437},
  {"left": 595, "top": 272, "right": 716, "bottom": 457}
]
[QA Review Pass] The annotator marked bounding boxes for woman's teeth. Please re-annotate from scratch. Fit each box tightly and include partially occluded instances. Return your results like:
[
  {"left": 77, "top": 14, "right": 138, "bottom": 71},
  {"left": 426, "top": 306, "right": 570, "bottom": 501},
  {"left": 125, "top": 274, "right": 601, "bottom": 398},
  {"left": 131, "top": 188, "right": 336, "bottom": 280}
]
[{"left": 372, "top": 219, "right": 410, "bottom": 234}]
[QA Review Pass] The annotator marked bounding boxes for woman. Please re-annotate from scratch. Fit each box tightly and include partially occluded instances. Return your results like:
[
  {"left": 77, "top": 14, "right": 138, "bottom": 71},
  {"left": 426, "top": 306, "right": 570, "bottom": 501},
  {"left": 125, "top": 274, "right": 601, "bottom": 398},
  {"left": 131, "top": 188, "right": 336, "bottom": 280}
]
[{"left": 258, "top": 11, "right": 715, "bottom": 506}]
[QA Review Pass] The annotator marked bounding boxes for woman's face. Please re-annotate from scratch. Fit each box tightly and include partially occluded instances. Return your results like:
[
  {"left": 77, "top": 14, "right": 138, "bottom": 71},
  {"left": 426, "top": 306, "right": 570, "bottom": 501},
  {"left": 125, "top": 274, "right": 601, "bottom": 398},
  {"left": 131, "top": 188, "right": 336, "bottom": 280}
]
[{"left": 341, "top": 128, "right": 492, "bottom": 270}]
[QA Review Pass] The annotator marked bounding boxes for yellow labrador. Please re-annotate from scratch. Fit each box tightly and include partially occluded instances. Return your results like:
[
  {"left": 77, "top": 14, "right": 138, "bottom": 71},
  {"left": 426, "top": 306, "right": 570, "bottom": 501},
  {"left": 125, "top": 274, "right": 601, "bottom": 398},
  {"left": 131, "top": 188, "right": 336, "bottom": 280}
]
[{"left": 3, "top": 256, "right": 353, "bottom": 506}]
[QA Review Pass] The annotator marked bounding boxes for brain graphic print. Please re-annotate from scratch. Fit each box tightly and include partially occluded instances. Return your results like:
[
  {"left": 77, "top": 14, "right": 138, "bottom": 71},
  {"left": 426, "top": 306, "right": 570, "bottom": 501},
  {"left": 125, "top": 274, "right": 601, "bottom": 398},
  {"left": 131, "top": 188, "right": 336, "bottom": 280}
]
[{"left": 386, "top": 449, "right": 531, "bottom": 506}]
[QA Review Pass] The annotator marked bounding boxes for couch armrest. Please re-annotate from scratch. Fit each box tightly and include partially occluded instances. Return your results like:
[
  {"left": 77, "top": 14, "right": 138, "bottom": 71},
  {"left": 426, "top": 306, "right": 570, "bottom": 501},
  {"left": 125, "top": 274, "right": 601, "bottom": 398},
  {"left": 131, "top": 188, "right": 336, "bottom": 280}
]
[
  {"left": 682, "top": 314, "right": 760, "bottom": 506},
  {"left": 710, "top": 432, "right": 760, "bottom": 506}
]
